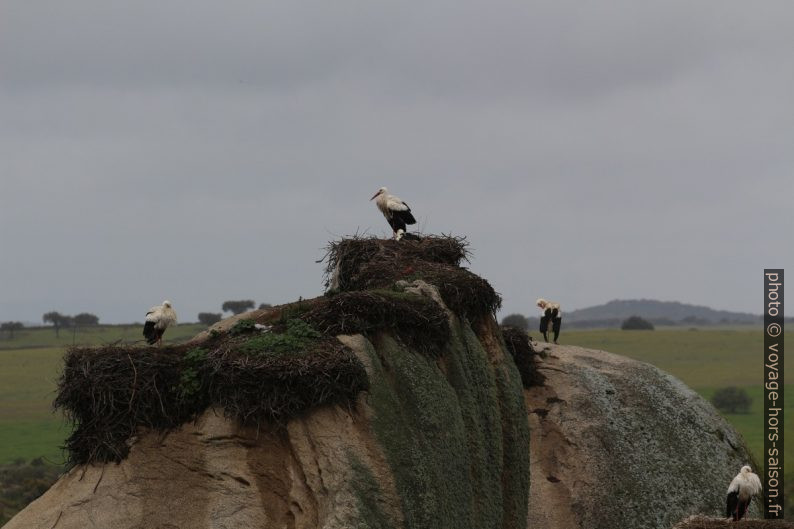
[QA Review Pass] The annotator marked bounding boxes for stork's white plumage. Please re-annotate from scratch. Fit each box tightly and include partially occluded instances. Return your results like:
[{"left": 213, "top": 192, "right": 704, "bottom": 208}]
[
  {"left": 726, "top": 465, "right": 761, "bottom": 521},
  {"left": 370, "top": 187, "right": 417, "bottom": 240},
  {"left": 143, "top": 300, "right": 177, "bottom": 346}
]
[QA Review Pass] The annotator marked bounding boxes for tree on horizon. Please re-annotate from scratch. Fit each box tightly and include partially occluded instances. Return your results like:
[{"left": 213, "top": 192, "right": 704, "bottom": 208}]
[{"left": 222, "top": 300, "right": 255, "bottom": 315}]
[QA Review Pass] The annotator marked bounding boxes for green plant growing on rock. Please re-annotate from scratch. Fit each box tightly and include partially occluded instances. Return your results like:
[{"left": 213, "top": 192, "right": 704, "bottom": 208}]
[
  {"left": 230, "top": 319, "right": 257, "bottom": 335},
  {"left": 238, "top": 319, "right": 321, "bottom": 356},
  {"left": 178, "top": 347, "right": 208, "bottom": 399}
]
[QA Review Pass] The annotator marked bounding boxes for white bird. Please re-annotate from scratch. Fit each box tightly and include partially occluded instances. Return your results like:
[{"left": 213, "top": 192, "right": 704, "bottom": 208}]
[
  {"left": 536, "top": 298, "right": 563, "bottom": 344},
  {"left": 370, "top": 187, "right": 417, "bottom": 240},
  {"left": 143, "top": 300, "right": 177, "bottom": 346},
  {"left": 726, "top": 465, "right": 761, "bottom": 521}
]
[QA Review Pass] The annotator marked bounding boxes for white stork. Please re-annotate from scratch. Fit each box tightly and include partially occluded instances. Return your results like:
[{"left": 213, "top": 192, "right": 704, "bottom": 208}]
[
  {"left": 370, "top": 187, "right": 417, "bottom": 240},
  {"left": 726, "top": 465, "right": 761, "bottom": 521},
  {"left": 536, "top": 298, "right": 563, "bottom": 344},
  {"left": 143, "top": 300, "right": 177, "bottom": 346}
]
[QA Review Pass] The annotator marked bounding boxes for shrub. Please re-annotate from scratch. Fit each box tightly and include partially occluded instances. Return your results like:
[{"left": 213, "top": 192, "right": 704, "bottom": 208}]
[
  {"left": 0, "top": 460, "right": 62, "bottom": 525},
  {"left": 221, "top": 300, "right": 255, "bottom": 315},
  {"left": 230, "top": 319, "right": 257, "bottom": 335},
  {"left": 621, "top": 316, "right": 654, "bottom": 330},
  {"left": 198, "top": 312, "right": 222, "bottom": 326},
  {"left": 501, "top": 314, "right": 529, "bottom": 330},
  {"left": 711, "top": 386, "right": 752, "bottom": 414},
  {"left": 73, "top": 313, "right": 99, "bottom": 326}
]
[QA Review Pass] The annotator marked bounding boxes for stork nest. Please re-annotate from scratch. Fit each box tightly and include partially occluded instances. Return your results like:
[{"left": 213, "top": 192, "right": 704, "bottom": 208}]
[
  {"left": 323, "top": 235, "right": 501, "bottom": 320},
  {"left": 55, "top": 328, "right": 368, "bottom": 466},
  {"left": 501, "top": 326, "right": 545, "bottom": 388},
  {"left": 301, "top": 289, "right": 450, "bottom": 357},
  {"left": 54, "top": 235, "right": 502, "bottom": 466}
]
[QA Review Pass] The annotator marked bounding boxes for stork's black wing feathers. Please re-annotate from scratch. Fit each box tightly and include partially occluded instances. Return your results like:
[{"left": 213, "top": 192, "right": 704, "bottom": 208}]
[
  {"left": 386, "top": 206, "right": 417, "bottom": 233},
  {"left": 394, "top": 208, "right": 416, "bottom": 225},
  {"left": 726, "top": 491, "right": 739, "bottom": 519},
  {"left": 143, "top": 321, "right": 158, "bottom": 344}
]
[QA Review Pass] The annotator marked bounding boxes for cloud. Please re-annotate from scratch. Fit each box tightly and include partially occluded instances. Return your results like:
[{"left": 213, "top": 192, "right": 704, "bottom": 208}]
[{"left": 1, "top": 0, "right": 792, "bottom": 322}]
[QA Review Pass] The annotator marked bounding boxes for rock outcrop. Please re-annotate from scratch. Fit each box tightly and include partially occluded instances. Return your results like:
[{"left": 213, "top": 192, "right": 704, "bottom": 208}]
[
  {"left": 4, "top": 237, "right": 769, "bottom": 529},
  {"left": 6, "top": 283, "right": 529, "bottom": 529},
  {"left": 527, "top": 343, "right": 761, "bottom": 529}
]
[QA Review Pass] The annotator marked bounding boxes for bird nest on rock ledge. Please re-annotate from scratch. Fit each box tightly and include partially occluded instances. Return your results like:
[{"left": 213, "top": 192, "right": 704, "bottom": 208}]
[
  {"left": 54, "top": 235, "right": 502, "bottom": 467},
  {"left": 55, "top": 320, "right": 368, "bottom": 466},
  {"left": 323, "top": 235, "right": 501, "bottom": 321},
  {"left": 301, "top": 289, "right": 450, "bottom": 357}
]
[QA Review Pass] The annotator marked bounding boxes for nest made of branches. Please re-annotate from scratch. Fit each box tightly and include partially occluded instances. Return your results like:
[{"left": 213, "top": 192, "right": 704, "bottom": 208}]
[
  {"left": 54, "top": 345, "right": 202, "bottom": 465},
  {"left": 55, "top": 336, "right": 368, "bottom": 466},
  {"left": 209, "top": 338, "right": 367, "bottom": 425},
  {"left": 324, "top": 235, "right": 470, "bottom": 289},
  {"left": 323, "top": 235, "right": 501, "bottom": 320},
  {"left": 301, "top": 289, "right": 450, "bottom": 357},
  {"left": 501, "top": 326, "right": 545, "bottom": 388}
]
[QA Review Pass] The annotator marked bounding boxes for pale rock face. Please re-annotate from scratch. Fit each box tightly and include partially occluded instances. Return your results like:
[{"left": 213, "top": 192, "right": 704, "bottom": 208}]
[
  {"left": 526, "top": 344, "right": 760, "bottom": 529},
  {"left": 5, "top": 403, "right": 402, "bottom": 529}
]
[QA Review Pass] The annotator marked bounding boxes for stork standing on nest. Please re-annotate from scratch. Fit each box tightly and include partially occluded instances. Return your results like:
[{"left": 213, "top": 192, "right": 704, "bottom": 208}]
[
  {"left": 143, "top": 300, "right": 177, "bottom": 346},
  {"left": 370, "top": 187, "right": 417, "bottom": 240},
  {"left": 726, "top": 465, "right": 761, "bottom": 521}
]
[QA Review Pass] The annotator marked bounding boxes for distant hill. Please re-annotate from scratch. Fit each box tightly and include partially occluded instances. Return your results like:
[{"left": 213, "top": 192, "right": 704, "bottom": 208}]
[{"left": 564, "top": 299, "right": 760, "bottom": 328}]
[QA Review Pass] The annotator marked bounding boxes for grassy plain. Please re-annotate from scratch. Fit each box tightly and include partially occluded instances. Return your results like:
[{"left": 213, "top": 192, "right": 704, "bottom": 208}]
[{"left": 0, "top": 324, "right": 204, "bottom": 464}]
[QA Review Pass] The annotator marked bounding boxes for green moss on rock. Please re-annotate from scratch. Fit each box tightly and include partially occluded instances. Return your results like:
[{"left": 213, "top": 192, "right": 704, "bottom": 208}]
[
  {"left": 359, "top": 318, "right": 529, "bottom": 529},
  {"left": 349, "top": 452, "right": 398, "bottom": 529}
]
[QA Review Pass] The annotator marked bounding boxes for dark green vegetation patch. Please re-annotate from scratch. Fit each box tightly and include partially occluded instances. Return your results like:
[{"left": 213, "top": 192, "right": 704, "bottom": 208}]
[
  {"left": 323, "top": 235, "right": 501, "bottom": 320},
  {"left": 55, "top": 319, "right": 368, "bottom": 466},
  {"left": 501, "top": 326, "right": 545, "bottom": 388},
  {"left": 361, "top": 322, "right": 529, "bottom": 529},
  {"left": 0, "top": 459, "right": 62, "bottom": 525}
]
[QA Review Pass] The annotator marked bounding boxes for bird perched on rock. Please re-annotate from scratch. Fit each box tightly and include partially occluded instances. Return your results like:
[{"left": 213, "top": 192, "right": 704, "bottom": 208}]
[
  {"left": 143, "top": 300, "right": 177, "bottom": 346},
  {"left": 726, "top": 465, "right": 761, "bottom": 521},
  {"left": 536, "top": 298, "right": 562, "bottom": 344},
  {"left": 370, "top": 187, "right": 417, "bottom": 240}
]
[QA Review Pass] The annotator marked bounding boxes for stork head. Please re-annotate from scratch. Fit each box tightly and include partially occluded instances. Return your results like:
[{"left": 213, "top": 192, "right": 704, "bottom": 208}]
[
  {"left": 162, "top": 300, "right": 172, "bottom": 308},
  {"left": 741, "top": 465, "right": 752, "bottom": 474},
  {"left": 370, "top": 187, "right": 388, "bottom": 200},
  {"left": 536, "top": 298, "right": 547, "bottom": 308}
]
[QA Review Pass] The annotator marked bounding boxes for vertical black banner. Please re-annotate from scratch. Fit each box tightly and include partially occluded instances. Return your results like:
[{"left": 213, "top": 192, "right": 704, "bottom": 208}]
[{"left": 764, "top": 269, "right": 784, "bottom": 518}]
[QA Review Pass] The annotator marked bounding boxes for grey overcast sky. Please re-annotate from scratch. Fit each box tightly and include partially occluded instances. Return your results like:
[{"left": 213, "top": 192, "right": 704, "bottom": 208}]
[{"left": 1, "top": 1, "right": 792, "bottom": 324}]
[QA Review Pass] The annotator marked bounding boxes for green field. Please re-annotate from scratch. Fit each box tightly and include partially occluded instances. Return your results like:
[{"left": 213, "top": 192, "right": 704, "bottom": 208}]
[{"left": 0, "top": 324, "right": 204, "bottom": 465}]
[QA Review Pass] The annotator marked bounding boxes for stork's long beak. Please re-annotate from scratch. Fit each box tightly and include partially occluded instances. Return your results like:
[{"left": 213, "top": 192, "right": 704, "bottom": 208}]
[{"left": 370, "top": 191, "right": 381, "bottom": 200}]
